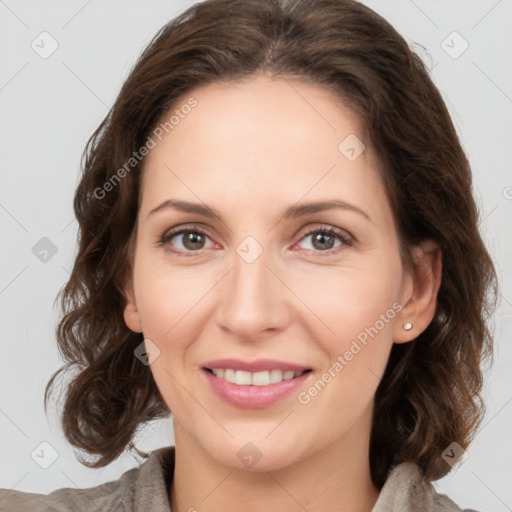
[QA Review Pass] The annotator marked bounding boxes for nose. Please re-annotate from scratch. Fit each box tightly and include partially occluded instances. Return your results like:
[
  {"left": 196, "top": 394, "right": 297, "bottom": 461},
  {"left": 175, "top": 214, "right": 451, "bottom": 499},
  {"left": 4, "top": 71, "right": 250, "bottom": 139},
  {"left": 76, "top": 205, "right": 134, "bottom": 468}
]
[{"left": 214, "top": 242, "right": 291, "bottom": 340}]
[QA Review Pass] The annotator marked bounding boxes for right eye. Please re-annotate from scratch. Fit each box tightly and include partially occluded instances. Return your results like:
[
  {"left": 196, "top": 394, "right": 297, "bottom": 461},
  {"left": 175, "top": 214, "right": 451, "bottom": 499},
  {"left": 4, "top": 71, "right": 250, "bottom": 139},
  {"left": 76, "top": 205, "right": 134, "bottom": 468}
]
[{"left": 157, "top": 225, "right": 216, "bottom": 256}]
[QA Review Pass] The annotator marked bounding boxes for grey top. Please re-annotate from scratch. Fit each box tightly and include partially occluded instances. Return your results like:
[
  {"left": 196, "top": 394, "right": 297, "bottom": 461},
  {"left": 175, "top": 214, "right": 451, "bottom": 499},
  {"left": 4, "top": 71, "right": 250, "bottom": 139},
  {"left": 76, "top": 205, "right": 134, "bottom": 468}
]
[{"left": 0, "top": 446, "right": 479, "bottom": 511}]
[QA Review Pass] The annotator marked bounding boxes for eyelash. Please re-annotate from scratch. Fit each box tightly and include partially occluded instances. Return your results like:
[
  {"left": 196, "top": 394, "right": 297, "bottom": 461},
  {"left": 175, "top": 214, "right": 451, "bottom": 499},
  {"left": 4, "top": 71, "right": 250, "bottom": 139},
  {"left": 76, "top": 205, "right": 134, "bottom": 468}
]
[{"left": 156, "top": 223, "right": 354, "bottom": 257}]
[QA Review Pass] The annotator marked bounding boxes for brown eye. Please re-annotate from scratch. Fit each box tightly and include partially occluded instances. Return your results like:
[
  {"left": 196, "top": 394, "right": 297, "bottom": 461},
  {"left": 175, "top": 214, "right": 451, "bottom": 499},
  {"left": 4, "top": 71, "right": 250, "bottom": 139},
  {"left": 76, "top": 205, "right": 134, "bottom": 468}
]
[
  {"left": 159, "top": 226, "right": 214, "bottom": 255},
  {"left": 179, "top": 231, "right": 207, "bottom": 251}
]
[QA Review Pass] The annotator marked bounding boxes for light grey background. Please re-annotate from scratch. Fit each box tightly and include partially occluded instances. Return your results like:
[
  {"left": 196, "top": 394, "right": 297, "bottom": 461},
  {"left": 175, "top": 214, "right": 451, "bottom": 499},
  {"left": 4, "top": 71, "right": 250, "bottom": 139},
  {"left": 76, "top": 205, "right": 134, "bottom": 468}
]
[{"left": 1, "top": 0, "right": 511, "bottom": 510}]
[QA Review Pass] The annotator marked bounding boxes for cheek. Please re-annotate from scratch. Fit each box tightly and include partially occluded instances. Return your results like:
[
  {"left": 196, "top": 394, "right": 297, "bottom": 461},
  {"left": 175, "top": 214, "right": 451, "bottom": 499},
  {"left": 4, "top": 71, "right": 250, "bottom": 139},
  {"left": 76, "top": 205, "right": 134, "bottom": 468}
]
[
  {"left": 293, "top": 262, "right": 402, "bottom": 343},
  {"left": 135, "top": 267, "right": 200, "bottom": 410},
  {"left": 134, "top": 258, "right": 212, "bottom": 341},
  {"left": 132, "top": 261, "right": 219, "bottom": 410},
  {"left": 299, "top": 280, "right": 397, "bottom": 429},
  {"left": 294, "top": 263, "right": 401, "bottom": 404}
]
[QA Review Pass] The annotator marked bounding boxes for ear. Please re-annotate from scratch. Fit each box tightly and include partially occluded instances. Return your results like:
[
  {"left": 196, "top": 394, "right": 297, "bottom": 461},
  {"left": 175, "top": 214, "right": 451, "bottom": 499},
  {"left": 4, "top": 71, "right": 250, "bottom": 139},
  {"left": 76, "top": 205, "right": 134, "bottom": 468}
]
[
  {"left": 393, "top": 239, "right": 442, "bottom": 344},
  {"left": 122, "top": 272, "right": 143, "bottom": 333}
]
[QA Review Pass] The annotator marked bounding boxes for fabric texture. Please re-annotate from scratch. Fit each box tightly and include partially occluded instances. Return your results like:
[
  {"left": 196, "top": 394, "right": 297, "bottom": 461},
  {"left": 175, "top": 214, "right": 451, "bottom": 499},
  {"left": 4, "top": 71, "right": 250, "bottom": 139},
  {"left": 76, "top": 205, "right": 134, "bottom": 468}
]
[{"left": 0, "top": 446, "right": 480, "bottom": 511}]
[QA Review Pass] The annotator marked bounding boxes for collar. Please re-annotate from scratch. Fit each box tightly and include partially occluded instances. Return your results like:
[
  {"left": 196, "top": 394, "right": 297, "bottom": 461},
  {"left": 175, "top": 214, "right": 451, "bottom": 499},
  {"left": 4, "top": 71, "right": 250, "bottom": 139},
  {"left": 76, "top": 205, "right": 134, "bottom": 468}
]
[{"left": 119, "top": 446, "right": 462, "bottom": 512}]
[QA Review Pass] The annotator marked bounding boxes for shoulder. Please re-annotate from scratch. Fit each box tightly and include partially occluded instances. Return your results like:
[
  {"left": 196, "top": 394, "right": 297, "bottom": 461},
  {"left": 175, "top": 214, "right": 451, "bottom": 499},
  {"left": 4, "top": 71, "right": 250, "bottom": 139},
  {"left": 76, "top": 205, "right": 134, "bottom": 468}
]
[
  {"left": 0, "top": 477, "right": 125, "bottom": 512},
  {"left": 0, "top": 446, "right": 175, "bottom": 512},
  {"left": 373, "top": 461, "right": 484, "bottom": 512}
]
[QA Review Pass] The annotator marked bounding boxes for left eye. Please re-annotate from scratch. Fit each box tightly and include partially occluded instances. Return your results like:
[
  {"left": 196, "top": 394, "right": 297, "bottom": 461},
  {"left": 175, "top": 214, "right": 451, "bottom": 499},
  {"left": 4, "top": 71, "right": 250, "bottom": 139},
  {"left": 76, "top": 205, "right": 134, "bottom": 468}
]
[
  {"left": 297, "top": 227, "right": 351, "bottom": 253},
  {"left": 158, "top": 225, "right": 352, "bottom": 256}
]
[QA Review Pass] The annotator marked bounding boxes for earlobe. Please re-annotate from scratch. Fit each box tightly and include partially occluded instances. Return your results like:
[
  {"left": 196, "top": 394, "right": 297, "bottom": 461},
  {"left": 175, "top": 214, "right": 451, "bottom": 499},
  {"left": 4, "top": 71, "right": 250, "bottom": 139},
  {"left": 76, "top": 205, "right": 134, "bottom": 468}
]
[
  {"left": 393, "top": 239, "right": 442, "bottom": 344},
  {"left": 122, "top": 274, "right": 143, "bottom": 333}
]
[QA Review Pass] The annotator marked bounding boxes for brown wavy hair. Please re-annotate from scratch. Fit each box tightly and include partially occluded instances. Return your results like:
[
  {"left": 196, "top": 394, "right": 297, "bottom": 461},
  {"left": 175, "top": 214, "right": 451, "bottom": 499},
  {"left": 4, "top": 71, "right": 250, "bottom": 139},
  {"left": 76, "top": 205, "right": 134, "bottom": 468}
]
[{"left": 44, "top": 0, "right": 499, "bottom": 489}]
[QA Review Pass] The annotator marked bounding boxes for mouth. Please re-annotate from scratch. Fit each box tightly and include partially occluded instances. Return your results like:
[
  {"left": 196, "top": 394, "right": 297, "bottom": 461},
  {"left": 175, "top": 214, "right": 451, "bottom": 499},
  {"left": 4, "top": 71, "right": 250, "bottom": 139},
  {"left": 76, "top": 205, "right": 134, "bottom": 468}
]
[
  {"left": 203, "top": 367, "right": 312, "bottom": 386},
  {"left": 201, "top": 358, "right": 313, "bottom": 408}
]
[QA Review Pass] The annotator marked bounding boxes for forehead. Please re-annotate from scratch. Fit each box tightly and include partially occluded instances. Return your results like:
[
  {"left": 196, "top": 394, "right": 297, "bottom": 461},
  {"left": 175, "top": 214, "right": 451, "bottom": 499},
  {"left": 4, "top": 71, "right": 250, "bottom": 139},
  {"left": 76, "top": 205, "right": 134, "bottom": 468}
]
[
  {"left": 150, "top": 74, "right": 366, "bottom": 163},
  {"left": 139, "top": 74, "right": 392, "bottom": 230}
]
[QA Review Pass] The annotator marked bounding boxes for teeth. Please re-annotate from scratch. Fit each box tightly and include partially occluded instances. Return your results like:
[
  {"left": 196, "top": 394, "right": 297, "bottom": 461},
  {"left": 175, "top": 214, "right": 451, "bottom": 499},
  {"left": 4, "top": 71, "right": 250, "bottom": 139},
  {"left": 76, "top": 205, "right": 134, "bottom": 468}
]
[
  {"left": 269, "top": 369, "right": 283, "bottom": 384},
  {"left": 235, "top": 370, "right": 252, "bottom": 385},
  {"left": 210, "top": 368, "right": 306, "bottom": 386},
  {"left": 252, "top": 371, "right": 270, "bottom": 386}
]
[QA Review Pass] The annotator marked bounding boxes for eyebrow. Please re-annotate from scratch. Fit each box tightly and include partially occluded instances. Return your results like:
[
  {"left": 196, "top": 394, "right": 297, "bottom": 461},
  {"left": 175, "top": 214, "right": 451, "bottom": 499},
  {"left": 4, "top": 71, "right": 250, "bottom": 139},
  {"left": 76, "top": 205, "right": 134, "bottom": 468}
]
[{"left": 147, "top": 198, "right": 371, "bottom": 222}]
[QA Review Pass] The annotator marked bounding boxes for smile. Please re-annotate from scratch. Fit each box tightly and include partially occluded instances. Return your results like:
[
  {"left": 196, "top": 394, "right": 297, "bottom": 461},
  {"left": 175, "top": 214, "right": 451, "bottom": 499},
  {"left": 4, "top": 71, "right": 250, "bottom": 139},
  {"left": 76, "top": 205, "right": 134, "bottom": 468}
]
[
  {"left": 201, "top": 359, "right": 313, "bottom": 408},
  {"left": 207, "top": 368, "right": 310, "bottom": 386}
]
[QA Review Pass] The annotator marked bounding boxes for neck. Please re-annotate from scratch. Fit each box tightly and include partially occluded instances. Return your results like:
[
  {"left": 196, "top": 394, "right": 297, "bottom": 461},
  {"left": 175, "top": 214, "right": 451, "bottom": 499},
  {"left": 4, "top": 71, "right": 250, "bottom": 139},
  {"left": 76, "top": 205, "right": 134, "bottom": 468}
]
[{"left": 169, "top": 409, "right": 380, "bottom": 512}]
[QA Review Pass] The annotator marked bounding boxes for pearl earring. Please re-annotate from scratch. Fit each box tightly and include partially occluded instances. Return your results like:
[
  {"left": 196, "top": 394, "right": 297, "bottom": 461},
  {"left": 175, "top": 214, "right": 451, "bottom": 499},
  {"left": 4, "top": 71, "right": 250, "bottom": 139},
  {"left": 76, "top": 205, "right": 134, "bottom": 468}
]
[{"left": 403, "top": 322, "right": 413, "bottom": 330}]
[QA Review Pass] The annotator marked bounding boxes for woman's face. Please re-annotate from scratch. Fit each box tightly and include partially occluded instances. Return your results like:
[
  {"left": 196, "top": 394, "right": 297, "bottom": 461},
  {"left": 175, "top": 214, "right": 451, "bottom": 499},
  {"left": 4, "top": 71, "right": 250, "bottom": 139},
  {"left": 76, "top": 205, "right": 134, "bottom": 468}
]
[{"left": 124, "top": 74, "right": 421, "bottom": 471}]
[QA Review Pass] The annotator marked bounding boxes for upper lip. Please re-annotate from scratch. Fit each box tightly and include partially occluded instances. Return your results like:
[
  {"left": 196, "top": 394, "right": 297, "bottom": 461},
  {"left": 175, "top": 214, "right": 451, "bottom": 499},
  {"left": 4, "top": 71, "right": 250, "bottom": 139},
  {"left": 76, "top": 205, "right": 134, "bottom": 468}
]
[{"left": 202, "top": 358, "right": 311, "bottom": 373}]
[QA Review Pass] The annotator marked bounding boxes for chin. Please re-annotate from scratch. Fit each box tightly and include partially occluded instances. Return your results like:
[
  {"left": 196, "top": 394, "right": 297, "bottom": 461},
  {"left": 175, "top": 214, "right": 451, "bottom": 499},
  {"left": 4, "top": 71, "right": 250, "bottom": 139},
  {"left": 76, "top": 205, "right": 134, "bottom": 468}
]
[
  {"left": 220, "top": 449, "right": 296, "bottom": 473},
  {"left": 200, "top": 434, "right": 305, "bottom": 473}
]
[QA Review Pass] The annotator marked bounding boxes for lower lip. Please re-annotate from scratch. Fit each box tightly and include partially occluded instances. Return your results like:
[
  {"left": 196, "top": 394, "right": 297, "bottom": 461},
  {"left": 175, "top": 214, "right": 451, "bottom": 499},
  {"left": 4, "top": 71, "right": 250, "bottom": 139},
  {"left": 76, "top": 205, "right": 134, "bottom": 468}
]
[{"left": 202, "top": 368, "right": 311, "bottom": 409}]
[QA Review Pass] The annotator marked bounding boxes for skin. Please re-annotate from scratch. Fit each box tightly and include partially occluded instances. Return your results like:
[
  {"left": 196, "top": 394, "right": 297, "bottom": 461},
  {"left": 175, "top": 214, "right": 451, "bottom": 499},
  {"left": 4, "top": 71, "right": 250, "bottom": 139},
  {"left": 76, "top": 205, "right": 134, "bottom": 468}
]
[{"left": 123, "top": 73, "right": 442, "bottom": 512}]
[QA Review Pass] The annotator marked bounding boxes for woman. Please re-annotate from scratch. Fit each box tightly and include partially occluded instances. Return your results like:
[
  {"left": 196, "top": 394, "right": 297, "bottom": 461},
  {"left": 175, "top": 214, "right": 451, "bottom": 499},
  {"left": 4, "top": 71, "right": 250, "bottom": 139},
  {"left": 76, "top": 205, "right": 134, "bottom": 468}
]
[{"left": 0, "top": 0, "right": 498, "bottom": 510}]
